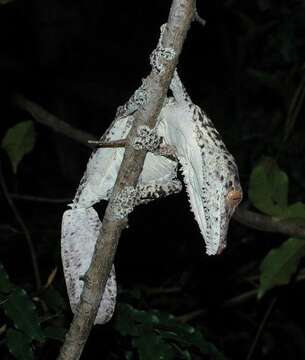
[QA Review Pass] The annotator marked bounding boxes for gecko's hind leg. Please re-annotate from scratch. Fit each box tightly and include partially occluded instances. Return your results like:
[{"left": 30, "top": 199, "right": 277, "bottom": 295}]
[
  {"left": 136, "top": 180, "right": 182, "bottom": 205},
  {"left": 109, "top": 180, "right": 182, "bottom": 219},
  {"left": 132, "top": 125, "right": 162, "bottom": 152}
]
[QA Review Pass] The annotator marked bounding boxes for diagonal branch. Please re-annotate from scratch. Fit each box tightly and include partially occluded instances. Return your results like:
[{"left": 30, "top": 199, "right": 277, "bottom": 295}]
[
  {"left": 12, "top": 94, "right": 97, "bottom": 148},
  {"left": 57, "top": 1, "right": 196, "bottom": 359},
  {"left": 234, "top": 207, "right": 305, "bottom": 238},
  {"left": 0, "top": 160, "right": 42, "bottom": 290},
  {"left": 13, "top": 97, "right": 305, "bottom": 241}
]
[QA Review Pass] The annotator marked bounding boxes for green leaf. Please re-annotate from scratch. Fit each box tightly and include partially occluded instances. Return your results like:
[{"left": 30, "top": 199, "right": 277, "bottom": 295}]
[
  {"left": 0, "top": 263, "right": 13, "bottom": 294},
  {"left": 6, "top": 329, "right": 34, "bottom": 360},
  {"left": 43, "top": 326, "right": 66, "bottom": 342},
  {"left": 249, "top": 158, "right": 288, "bottom": 216},
  {"left": 115, "top": 304, "right": 160, "bottom": 337},
  {"left": 115, "top": 304, "right": 226, "bottom": 360},
  {"left": 258, "top": 238, "right": 305, "bottom": 299},
  {"left": 133, "top": 331, "right": 175, "bottom": 360},
  {"left": 1, "top": 121, "right": 36, "bottom": 173},
  {"left": 281, "top": 202, "right": 305, "bottom": 221},
  {"left": 2, "top": 288, "right": 44, "bottom": 342},
  {"left": 42, "top": 287, "right": 66, "bottom": 313}
]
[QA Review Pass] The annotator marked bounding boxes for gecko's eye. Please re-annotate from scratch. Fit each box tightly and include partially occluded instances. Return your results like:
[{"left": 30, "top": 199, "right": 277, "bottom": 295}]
[{"left": 227, "top": 190, "right": 242, "bottom": 206}]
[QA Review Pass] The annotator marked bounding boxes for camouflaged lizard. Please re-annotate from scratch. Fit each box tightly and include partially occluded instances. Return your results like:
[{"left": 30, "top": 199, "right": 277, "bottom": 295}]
[{"left": 61, "top": 37, "right": 242, "bottom": 323}]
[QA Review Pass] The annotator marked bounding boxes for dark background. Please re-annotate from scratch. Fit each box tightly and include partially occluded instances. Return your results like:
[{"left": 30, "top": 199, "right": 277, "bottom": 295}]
[{"left": 1, "top": 0, "right": 305, "bottom": 359}]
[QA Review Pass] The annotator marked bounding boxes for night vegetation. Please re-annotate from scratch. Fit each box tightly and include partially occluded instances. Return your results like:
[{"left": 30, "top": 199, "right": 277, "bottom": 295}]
[{"left": 1, "top": 0, "right": 305, "bottom": 359}]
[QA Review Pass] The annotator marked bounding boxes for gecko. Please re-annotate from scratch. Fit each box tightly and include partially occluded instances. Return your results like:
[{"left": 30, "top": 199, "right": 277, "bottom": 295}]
[{"left": 61, "top": 69, "right": 242, "bottom": 324}]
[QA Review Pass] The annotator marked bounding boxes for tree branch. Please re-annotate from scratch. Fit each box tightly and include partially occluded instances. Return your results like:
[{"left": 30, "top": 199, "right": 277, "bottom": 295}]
[
  {"left": 194, "top": 9, "right": 206, "bottom": 27},
  {"left": 0, "top": 160, "right": 41, "bottom": 290},
  {"left": 14, "top": 96, "right": 305, "bottom": 241},
  {"left": 234, "top": 207, "right": 305, "bottom": 238},
  {"left": 57, "top": 1, "right": 195, "bottom": 359},
  {"left": 12, "top": 94, "right": 97, "bottom": 148}
]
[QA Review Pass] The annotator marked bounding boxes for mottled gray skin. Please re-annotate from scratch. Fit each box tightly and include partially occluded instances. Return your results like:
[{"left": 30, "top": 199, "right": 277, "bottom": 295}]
[
  {"left": 157, "top": 71, "right": 242, "bottom": 255},
  {"left": 193, "top": 105, "right": 242, "bottom": 254}
]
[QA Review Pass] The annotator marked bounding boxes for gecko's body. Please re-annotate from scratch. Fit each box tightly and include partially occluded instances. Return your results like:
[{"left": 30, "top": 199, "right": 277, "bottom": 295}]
[
  {"left": 157, "top": 71, "right": 242, "bottom": 255},
  {"left": 61, "top": 70, "right": 242, "bottom": 324}
]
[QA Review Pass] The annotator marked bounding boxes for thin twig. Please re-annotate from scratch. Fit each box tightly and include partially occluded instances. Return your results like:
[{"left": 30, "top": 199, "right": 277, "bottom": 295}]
[
  {"left": 144, "top": 286, "right": 181, "bottom": 296},
  {"left": 177, "top": 308, "right": 207, "bottom": 323},
  {"left": 88, "top": 139, "right": 127, "bottom": 148},
  {"left": 14, "top": 93, "right": 305, "bottom": 240},
  {"left": 0, "top": 160, "right": 42, "bottom": 290},
  {"left": 177, "top": 270, "right": 305, "bottom": 323},
  {"left": 233, "top": 206, "right": 305, "bottom": 238},
  {"left": 194, "top": 9, "right": 206, "bottom": 27},
  {"left": 12, "top": 94, "right": 97, "bottom": 148},
  {"left": 246, "top": 297, "right": 277, "bottom": 360},
  {"left": 9, "top": 193, "right": 71, "bottom": 204},
  {"left": 57, "top": 1, "right": 196, "bottom": 359}
]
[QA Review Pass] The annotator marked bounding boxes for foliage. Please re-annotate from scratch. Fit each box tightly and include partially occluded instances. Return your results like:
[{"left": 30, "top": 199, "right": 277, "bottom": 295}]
[
  {"left": 258, "top": 238, "right": 305, "bottom": 299},
  {"left": 248, "top": 160, "right": 305, "bottom": 299},
  {"left": 1, "top": 0, "right": 305, "bottom": 359},
  {"left": 249, "top": 158, "right": 305, "bottom": 220},
  {"left": 1, "top": 121, "right": 36, "bottom": 173},
  {"left": 115, "top": 303, "right": 225, "bottom": 360},
  {"left": 0, "top": 264, "right": 66, "bottom": 360}
]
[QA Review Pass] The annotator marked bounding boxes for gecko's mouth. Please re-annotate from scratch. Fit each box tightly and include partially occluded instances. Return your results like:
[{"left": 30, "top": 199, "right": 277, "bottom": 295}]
[{"left": 216, "top": 238, "right": 227, "bottom": 255}]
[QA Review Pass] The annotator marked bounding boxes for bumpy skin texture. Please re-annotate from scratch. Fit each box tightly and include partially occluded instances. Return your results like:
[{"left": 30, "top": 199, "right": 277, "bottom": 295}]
[
  {"left": 157, "top": 71, "right": 242, "bottom": 255},
  {"left": 61, "top": 105, "right": 180, "bottom": 324},
  {"left": 61, "top": 208, "right": 116, "bottom": 324},
  {"left": 150, "top": 24, "right": 176, "bottom": 74},
  {"left": 61, "top": 69, "right": 242, "bottom": 324}
]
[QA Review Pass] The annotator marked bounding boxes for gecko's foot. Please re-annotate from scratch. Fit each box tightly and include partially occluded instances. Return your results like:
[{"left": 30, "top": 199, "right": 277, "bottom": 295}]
[
  {"left": 110, "top": 186, "right": 137, "bottom": 219},
  {"left": 132, "top": 125, "right": 162, "bottom": 153},
  {"left": 150, "top": 24, "right": 176, "bottom": 73},
  {"left": 136, "top": 180, "right": 182, "bottom": 205},
  {"left": 159, "top": 143, "right": 177, "bottom": 160}
]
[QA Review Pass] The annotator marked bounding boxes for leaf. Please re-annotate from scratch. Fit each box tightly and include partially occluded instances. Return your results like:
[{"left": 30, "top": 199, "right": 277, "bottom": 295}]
[
  {"left": 281, "top": 202, "right": 305, "bottom": 221},
  {"left": 115, "top": 304, "right": 160, "bottom": 337},
  {"left": 133, "top": 331, "right": 175, "bottom": 360},
  {"left": 258, "top": 238, "right": 305, "bottom": 299},
  {"left": 0, "top": 263, "right": 13, "bottom": 294},
  {"left": 41, "top": 286, "right": 66, "bottom": 313},
  {"left": 115, "top": 304, "right": 226, "bottom": 360},
  {"left": 2, "top": 288, "right": 44, "bottom": 342},
  {"left": 249, "top": 158, "right": 288, "bottom": 216},
  {"left": 6, "top": 329, "right": 34, "bottom": 360},
  {"left": 1, "top": 121, "right": 36, "bottom": 173},
  {"left": 43, "top": 326, "right": 66, "bottom": 342}
]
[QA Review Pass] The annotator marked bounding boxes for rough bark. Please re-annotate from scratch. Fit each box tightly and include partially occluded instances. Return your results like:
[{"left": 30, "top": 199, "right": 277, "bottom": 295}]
[
  {"left": 57, "top": 0, "right": 196, "bottom": 359},
  {"left": 14, "top": 96, "right": 305, "bottom": 241}
]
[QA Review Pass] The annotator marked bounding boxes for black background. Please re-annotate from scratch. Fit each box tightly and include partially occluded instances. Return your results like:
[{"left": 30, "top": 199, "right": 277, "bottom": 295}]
[{"left": 1, "top": 0, "right": 305, "bottom": 359}]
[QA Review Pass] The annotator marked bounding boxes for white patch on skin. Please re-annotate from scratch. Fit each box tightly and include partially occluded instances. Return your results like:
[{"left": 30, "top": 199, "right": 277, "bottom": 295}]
[
  {"left": 61, "top": 66, "right": 243, "bottom": 325},
  {"left": 150, "top": 24, "right": 176, "bottom": 73},
  {"left": 61, "top": 95, "right": 180, "bottom": 324},
  {"left": 157, "top": 71, "right": 242, "bottom": 255},
  {"left": 61, "top": 207, "right": 116, "bottom": 324}
]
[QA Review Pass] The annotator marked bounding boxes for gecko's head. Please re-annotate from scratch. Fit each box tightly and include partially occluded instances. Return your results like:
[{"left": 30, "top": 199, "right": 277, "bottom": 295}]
[
  {"left": 182, "top": 129, "right": 242, "bottom": 255},
  {"left": 183, "top": 107, "right": 243, "bottom": 255},
  {"left": 182, "top": 146, "right": 242, "bottom": 255},
  {"left": 159, "top": 101, "right": 242, "bottom": 255},
  {"left": 200, "top": 149, "right": 242, "bottom": 255}
]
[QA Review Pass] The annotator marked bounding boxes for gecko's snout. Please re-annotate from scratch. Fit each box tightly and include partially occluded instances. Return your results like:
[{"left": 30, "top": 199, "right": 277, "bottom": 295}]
[{"left": 227, "top": 190, "right": 242, "bottom": 207}]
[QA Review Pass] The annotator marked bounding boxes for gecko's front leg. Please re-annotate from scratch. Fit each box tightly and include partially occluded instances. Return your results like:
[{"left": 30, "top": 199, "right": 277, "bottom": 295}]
[
  {"left": 132, "top": 125, "right": 177, "bottom": 160},
  {"left": 109, "top": 180, "right": 182, "bottom": 220},
  {"left": 136, "top": 180, "right": 182, "bottom": 205}
]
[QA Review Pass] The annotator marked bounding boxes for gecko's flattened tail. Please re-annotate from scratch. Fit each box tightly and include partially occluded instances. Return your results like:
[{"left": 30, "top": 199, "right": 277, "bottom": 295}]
[{"left": 61, "top": 207, "right": 117, "bottom": 324}]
